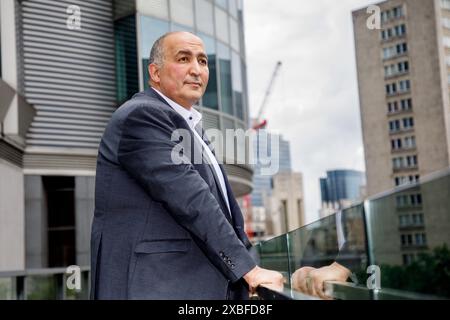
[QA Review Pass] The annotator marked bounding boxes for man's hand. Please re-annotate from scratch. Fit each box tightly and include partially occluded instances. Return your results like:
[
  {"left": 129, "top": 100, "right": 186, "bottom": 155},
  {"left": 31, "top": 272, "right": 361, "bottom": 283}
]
[
  {"left": 291, "top": 262, "right": 351, "bottom": 300},
  {"left": 243, "top": 266, "right": 284, "bottom": 294}
]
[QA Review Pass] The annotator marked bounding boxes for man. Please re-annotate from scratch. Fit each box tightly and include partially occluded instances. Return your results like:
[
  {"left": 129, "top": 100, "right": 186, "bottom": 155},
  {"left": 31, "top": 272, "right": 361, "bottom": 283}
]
[{"left": 90, "top": 31, "right": 283, "bottom": 299}]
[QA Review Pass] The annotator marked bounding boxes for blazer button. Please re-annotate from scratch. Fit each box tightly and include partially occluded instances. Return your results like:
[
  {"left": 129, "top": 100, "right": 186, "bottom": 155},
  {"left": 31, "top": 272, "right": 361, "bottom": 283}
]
[
  {"left": 219, "top": 252, "right": 224, "bottom": 258},
  {"left": 231, "top": 264, "right": 235, "bottom": 269}
]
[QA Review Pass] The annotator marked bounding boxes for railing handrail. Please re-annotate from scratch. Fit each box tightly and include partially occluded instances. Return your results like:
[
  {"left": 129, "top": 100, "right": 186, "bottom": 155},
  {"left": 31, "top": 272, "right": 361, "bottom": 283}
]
[{"left": 0, "top": 266, "right": 90, "bottom": 278}]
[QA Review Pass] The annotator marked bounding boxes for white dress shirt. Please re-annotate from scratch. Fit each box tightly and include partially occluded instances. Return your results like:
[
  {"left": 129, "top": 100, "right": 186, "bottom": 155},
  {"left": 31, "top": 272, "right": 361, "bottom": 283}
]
[{"left": 152, "top": 88, "right": 231, "bottom": 215}]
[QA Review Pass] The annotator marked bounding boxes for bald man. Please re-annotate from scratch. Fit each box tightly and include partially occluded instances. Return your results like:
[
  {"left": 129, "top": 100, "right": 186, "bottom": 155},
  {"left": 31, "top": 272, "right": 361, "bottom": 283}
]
[{"left": 90, "top": 32, "right": 283, "bottom": 300}]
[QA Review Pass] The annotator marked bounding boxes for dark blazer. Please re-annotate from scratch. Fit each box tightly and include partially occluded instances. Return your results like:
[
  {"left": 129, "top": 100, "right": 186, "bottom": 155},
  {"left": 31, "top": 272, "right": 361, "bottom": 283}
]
[{"left": 90, "top": 88, "right": 256, "bottom": 299}]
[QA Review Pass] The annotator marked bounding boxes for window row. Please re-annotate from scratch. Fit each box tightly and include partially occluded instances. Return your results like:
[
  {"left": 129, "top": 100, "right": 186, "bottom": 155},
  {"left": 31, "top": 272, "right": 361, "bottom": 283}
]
[
  {"left": 399, "top": 213, "right": 424, "bottom": 227},
  {"left": 137, "top": 0, "right": 241, "bottom": 51},
  {"left": 391, "top": 136, "right": 416, "bottom": 150},
  {"left": 381, "top": 6, "right": 404, "bottom": 23},
  {"left": 386, "top": 79, "right": 411, "bottom": 95},
  {"left": 383, "top": 42, "right": 408, "bottom": 59},
  {"left": 388, "top": 98, "right": 412, "bottom": 114},
  {"left": 389, "top": 117, "right": 414, "bottom": 133},
  {"left": 384, "top": 61, "right": 409, "bottom": 77},
  {"left": 381, "top": 24, "right": 406, "bottom": 41},
  {"left": 401, "top": 233, "right": 427, "bottom": 247},
  {"left": 395, "top": 175, "right": 420, "bottom": 186},
  {"left": 396, "top": 193, "right": 422, "bottom": 207},
  {"left": 392, "top": 155, "right": 418, "bottom": 170}
]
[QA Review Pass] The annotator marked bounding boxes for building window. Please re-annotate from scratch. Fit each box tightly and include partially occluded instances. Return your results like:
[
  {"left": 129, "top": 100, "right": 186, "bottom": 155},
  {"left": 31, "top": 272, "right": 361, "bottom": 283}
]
[
  {"left": 444, "top": 37, "right": 450, "bottom": 48},
  {"left": 217, "top": 41, "right": 233, "bottom": 115},
  {"left": 404, "top": 136, "right": 416, "bottom": 149},
  {"left": 402, "top": 254, "right": 414, "bottom": 265},
  {"left": 442, "top": 0, "right": 450, "bottom": 10},
  {"left": 415, "top": 233, "right": 427, "bottom": 246},
  {"left": 389, "top": 119, "right": 401, "bottom": 132},
  {"left": 388, "top": 101, "right": 399, "bottom": 113},
  {"left": 412, "top": 213, "right": 424, "bottom": 226},
  {"left": 383, "top": 42, "right": 408, "bottom": 59},
  {"left": 115, "top": 15, "right": 139, "bottom": 103},
  {"left": 199, "top": 33, "right": 219, "bottom": 110},
  {"left": 403, "top": 117, "right": 414, "bottom": 129},
  {"left": 382, "top": 6, "right": 404, "bottom": 23},
  {"left": 43, "top": 177, "right": 76, "bottom": 268},
  {"left": 381, "top": 24, "right": 406, "bottom": 41},
  {"left": 386, "top": 83, "right": 397, "bottom": 95},
  {"left": 401, "top": 98, "right": 412, "bottom": 111},
  {"left": 399, "top": 79, "right": 411, "bottom": 93},
  {"left": 391, "top": 138, "right": 403, "bottom": 150}
]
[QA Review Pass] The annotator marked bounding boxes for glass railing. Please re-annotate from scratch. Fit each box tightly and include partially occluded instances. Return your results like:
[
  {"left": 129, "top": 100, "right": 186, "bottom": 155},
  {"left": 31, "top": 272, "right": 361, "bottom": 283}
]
[
  {"left": 1, "top": 169, "right": 449, "bottom": 300},
  {"left": 255, "top": 168, "right": 450, "bottom": 300}
]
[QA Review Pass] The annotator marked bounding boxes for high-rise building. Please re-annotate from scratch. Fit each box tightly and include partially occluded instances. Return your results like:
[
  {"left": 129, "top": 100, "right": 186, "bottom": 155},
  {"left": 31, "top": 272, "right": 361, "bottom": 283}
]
[
  {"left": 352, "top": 0, "right": 450, "bottom": 266},
  {"left": 247, "top": 131, "right": 305, "bottom": 239},
  {"left": 0, "top": 0, "right": 252, "bottom": 271},
  {"left": 250, "top": 131, "right": 292, "bottom": 207},
  {"left": 353, "top": 0, "right": 450, "bottom": 197},
  {"left": 319, "top": 170, "right": 366, "bottom": 218}
]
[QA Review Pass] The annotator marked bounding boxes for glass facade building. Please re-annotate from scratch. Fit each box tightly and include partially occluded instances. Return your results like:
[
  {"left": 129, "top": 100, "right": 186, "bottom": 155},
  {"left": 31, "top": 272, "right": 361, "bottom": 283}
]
[
  {"left": 251, "top": 131, "right": 292, "bottom": 207},
  {"left": 320, "top": 170, "right": 366, "bottom": 209},
  {"left": 0, "top": 0, "right": 252, "bottom": 272}
]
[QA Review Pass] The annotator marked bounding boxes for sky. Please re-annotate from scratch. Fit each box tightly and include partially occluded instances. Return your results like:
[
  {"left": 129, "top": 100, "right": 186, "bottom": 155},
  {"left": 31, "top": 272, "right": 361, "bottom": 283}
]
[{"left": 243, "top": 0, "right": 375, "bottom": 224}]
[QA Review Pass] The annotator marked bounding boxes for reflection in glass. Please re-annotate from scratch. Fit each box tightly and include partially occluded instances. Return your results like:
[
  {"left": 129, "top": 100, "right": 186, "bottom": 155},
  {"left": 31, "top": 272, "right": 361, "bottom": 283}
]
[
  {"left": 115, "top": 15, "right": 139, "bottom": 103},
  {"left": 229, "top": 18, "right": 240, "bottom": 52},
  {"left": 228, "top": 0, "right": 238, "bottom": 18},
  {"left": 169, "top": 0, "right": 194, "bottom": 28},
  {"left": 26, "top": 276, "right": 57, "bottom": 300},
  {"left": 0, "top": 278, "right": 13, "bottom": 300},
  {"left": 195, "top": 0, "right": 214, "bottom": 36},
  {"left": 231, "top": 52, "right": 243, "bottom": 120},
  {"left": 171, "top": 23, "right": 194, "bottom": 33},
  {"left": 366, "top": 173, "right": 450, "bottom": 298},
  {"left": 136, "top": 0, "right": 169, "bottom": 20},
  {"left": 140, "top": 15, "right": 170, "bottom": 89},
  {"left": 256, "top": 234, "right": 290, "bottom": 282},
  {"left": 140, "top": 16, "right": 170, "bottom": 60},
  {"left": 198, "top": 33, "right": 218, "bottom": 110},
  {"left": 214, "top": 6, "right": 229, "bottom": 44},
  {"left": 217, "top": 42, "right": 233, "bottom": 115},
  {"left": 215, "top": 0, "right": 228, "bottom": 10}
]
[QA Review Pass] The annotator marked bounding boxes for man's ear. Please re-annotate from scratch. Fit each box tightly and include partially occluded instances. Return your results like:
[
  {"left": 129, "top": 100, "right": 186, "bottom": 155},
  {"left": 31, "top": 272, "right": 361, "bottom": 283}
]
[{"left": 149, "top": 63, "right": 160, "bottom": 83}]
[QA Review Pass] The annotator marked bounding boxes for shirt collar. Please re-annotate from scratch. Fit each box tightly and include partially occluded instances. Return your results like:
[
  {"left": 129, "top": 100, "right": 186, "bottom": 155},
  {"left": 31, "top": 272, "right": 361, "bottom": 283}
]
[{"left": 152, "top": 87, "right": 202, "bottom": 129}]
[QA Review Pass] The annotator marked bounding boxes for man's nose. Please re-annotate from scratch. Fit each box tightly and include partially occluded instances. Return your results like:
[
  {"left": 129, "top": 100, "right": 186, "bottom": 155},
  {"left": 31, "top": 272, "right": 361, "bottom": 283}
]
[{"left": 189, "top": 60, "right": 201, "bottom": 76}]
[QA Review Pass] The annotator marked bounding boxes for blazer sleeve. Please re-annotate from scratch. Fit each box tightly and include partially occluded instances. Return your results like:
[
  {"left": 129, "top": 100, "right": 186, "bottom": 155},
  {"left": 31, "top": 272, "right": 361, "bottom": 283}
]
[{"left": 117, "top": 104, "right": 256, "bottom": 283}]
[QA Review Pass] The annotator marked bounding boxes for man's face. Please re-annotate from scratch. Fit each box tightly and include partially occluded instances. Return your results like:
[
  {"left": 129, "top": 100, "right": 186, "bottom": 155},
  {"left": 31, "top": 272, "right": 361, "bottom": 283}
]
[{"left": 150, "top": 32, "right": 209, "bottom": 108}]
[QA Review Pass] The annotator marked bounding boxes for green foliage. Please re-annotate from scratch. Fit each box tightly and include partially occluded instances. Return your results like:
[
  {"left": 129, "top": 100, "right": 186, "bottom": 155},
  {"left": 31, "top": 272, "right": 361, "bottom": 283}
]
[{"left": 380, "top": 244, "right": 450, "bottom": 298}]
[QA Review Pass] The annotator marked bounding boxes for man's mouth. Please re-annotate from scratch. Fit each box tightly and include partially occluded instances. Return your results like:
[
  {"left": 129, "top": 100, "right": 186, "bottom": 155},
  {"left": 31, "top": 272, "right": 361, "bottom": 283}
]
[{"left": 185, "top": 81, "right": 202, "bottom": 87}]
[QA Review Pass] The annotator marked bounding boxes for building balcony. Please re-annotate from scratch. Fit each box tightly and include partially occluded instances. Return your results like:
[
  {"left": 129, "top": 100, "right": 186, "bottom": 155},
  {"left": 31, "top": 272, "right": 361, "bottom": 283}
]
[{"left": 2, "top": 169, "right": 450, "bottom": 300}]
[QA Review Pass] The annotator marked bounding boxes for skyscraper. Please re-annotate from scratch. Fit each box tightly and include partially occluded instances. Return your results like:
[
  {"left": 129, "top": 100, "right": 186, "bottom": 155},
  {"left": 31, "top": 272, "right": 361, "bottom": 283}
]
[
  {"left": 319, "top": 170, "right": 366, "bottom": 217},
  {"left": 352, "top": 0, "right": 450, "bottom": 266},
  {"left": 353, "top": 0, "right": 450, "bottom": 197}
]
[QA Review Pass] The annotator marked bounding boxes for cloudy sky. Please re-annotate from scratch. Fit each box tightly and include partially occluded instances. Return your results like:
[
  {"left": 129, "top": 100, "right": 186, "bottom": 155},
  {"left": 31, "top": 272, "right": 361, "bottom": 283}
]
[{"left": 243, "top": 0, "right": 374, "bottom": 223}]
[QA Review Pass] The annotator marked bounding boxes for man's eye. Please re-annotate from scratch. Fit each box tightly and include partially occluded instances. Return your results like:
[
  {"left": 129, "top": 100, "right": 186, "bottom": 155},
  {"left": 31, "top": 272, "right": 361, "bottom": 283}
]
[
  {"left": 179, "top": 57, "right": 188, "bottom": 62},
  {"left": 199, "top": 59, "right": 208, "bottom": 65}
]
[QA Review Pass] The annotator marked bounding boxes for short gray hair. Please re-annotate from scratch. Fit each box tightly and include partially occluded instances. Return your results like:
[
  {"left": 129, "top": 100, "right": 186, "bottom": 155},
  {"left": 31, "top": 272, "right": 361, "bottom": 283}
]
[{"left": 149, "top": 32, "right": 180, "bottom": 67}]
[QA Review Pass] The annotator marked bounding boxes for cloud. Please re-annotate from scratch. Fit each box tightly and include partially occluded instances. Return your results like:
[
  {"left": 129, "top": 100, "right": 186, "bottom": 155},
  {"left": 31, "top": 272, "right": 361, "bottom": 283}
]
[{"left": 244, "top": 0, "right": 373, "bottom": 224}]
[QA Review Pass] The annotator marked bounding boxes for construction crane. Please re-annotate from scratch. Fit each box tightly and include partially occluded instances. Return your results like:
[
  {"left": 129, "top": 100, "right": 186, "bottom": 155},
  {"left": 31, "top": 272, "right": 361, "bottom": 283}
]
[
  {"left": 244, "top": 61, "right": 282, "bottom": 241},
  {"left": 252, "top": 61, "right": 282, "bottom": 130}
]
